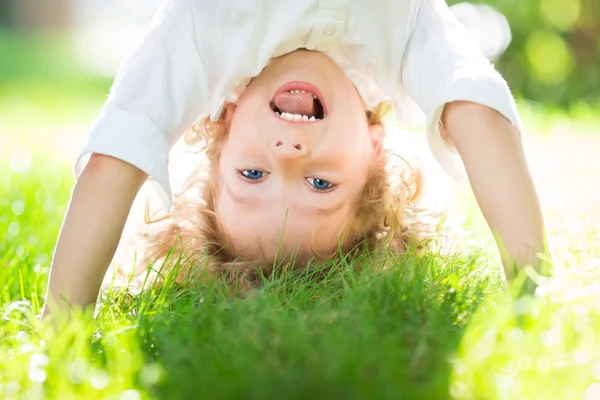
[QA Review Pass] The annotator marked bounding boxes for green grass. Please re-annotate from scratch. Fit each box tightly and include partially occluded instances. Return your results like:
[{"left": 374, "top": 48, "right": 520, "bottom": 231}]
[{"left": 1, "top": 153, "right": 600, "bottom": 400}]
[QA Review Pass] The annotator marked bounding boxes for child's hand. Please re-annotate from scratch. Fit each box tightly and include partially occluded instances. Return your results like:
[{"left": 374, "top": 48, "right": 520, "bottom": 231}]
[
  {"left": 42, "top": 154, "right": 147, "bottom": 317},
  {"left": 441, "top": 101, "right": 548, "bottom": 280}
]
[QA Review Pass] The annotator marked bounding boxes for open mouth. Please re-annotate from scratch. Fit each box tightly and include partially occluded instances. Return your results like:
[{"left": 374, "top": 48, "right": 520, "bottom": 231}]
[{"left": 270, "top": 82, "right": 327, "bottom": 123}]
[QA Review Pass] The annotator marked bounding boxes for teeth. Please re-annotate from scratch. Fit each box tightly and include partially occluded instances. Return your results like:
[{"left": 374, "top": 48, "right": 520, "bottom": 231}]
[{"left": 276, "top": 112, "right": 318, "bottom": 122}]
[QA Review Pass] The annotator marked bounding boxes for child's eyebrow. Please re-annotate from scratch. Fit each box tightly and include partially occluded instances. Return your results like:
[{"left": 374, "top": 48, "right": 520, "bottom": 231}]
[
  {"left": 303, "top": 202, "right": 346, "bottom": 217},
  {"left": 225, "top": 185, "right": 345, "bottom": 216},
  {"left": 226, "top": 185, "right": 261, "bottom": 207}
]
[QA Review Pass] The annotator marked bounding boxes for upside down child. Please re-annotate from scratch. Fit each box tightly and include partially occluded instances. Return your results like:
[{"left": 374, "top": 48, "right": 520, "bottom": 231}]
[{"left": 43, "top": 0, "right": 546, "bottom": 315}]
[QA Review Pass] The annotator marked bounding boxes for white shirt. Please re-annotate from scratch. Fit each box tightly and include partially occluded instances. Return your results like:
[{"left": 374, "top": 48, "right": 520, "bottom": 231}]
[{"left": 77, "top": 0, "right": 522, "bottom": 211}]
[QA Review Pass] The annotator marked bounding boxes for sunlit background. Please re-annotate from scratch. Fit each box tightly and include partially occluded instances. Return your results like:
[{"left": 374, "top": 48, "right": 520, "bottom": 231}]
[{"left": 1, "top": 1, "right": 599, "bottom": 399}]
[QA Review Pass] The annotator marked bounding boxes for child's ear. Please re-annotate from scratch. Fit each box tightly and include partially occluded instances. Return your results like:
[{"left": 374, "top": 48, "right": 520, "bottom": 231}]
[
  {"left": 224, "top": 104, "right": 237, "bottom": 127},
  {"left": 368, "top": 124, "right": 385, "bottom": 159}
]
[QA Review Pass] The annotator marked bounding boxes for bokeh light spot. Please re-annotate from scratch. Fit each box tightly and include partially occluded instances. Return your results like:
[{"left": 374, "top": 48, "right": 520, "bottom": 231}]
[
  {"left": 8, "top": 222, "right": 21, "bottom": 237},
  {"left": 28, "top": 353, "right": 49, "bottom": 383},
  {"left": 541, "top": 327, "right": 562, "bottom": 346},
  {"left": 89, "top": 368, "right": 110, "bottom": 389},
  {"left": 36, "top": 253, "right": 50, "bottom": 267},
  {"left": 585, "top": 383, "right": 600, "bottom": 400},
  {"left": 526, "top": 30, "right": 575, "bottom": 85},
  {"left": 11, "top": 200, "right": 25, "bottom": 216},
  {"left": 540, "top": 0, "right": 581, "bottom": 31},
  {"left": 67, "top": 359, "right": 88, "bottom": 384},
  {"left": 121, "top": 389, "right": 142, "bottom": 400},
  {"left": 140, "top": 363, "right": 164, "bottom": 385},
  {"left": 9, "top": 149, "right": 32, "bottom": 174},
  {"left": 574, "top": 350, "right": 592, "bottom": 365},
  {"left": 509, "top": 327, "right": 524, "bottom": 342}
]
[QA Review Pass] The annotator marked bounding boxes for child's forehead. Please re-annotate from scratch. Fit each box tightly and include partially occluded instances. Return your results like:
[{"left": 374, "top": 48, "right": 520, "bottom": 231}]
[
  {"left": 222, "top": 210, "right": 350, "bottom": 263},
  {"left": 231, "top": 236, "right": 315, "bottom": 266},
  {"left": 234, "top": 244, "right": 314, "bottom": 266}
]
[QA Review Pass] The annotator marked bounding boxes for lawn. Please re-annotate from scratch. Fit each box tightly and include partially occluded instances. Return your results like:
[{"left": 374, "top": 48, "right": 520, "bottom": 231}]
[{"left": 1, "top": 31, "right": 600, "bottom": 400}]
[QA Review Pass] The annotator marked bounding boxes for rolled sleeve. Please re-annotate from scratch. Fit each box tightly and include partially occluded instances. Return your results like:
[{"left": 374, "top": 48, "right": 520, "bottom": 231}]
[
  {"left": 75, "top": 0, "right": 208, "bottom": 211},
  {"left": 401, "top": 0, "right": 522, "bottom": 180}
]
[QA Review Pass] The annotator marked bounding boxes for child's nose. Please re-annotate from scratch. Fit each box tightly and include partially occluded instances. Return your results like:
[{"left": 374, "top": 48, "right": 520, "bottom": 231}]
[{"left": 272, "top": 140, "right": 308, "bottom": 159}]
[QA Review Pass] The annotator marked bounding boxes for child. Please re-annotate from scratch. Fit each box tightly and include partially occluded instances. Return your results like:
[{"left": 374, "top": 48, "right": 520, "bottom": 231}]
[
  {"left": 120, "top": 95, "right": 427, "bottom": 289},
  {"left": 43, "top": 0, "right": 545, "bottom": 314}
]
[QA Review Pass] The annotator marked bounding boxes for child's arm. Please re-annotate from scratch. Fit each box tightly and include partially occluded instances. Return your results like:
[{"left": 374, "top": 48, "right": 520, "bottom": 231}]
[
  {"left": 441, "top": 101, "right": 546, "bottom": 279},
  {"left": 42, "top": 0, "right": 210, "bottom": 315},
  {"left": 400, "top": 0, "right": 547, "bottom": 280},
  {"left": 43, "top": 154, "right": 147, "bottom": 316}
]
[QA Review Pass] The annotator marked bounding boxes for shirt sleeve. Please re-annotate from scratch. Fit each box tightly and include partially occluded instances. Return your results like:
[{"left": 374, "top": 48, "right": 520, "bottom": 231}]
[
  {"left": 75, "top": 0, "right": 208, "bottom": 211},
  {"left": 400, "top": 0, "right": 523, "bottom": 180}
]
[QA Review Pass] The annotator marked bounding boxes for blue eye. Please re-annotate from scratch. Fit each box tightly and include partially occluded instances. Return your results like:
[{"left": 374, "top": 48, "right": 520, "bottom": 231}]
[
  {"left": 307, "top": 177, "right": 334, "bottom": 191},
  {"left": 240, "top": 169, "right": 265, "bottom": 180}
]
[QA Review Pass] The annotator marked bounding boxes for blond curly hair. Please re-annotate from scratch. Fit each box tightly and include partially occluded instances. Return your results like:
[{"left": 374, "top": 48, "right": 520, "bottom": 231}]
[{"left": 130, "top": 102, "right": 429, "bottom": 288}]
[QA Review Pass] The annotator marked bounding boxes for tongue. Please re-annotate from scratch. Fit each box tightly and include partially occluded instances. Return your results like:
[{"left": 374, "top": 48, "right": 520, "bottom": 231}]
[{"left": 273, "top": 91, "right": 315, "bottom": 117}]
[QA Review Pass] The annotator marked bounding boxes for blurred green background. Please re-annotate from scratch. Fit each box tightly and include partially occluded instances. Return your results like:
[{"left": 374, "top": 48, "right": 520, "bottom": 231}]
[{"left": 447, "top": 0, "right": 600, "bottom": 109}]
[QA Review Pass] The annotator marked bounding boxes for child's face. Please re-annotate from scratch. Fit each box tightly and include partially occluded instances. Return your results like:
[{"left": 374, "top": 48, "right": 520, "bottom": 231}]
[{"left": 216, "top": 50, "right": 383, "bottom": 262}]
